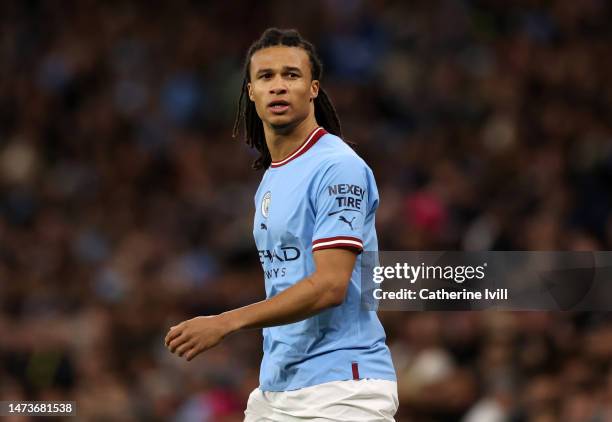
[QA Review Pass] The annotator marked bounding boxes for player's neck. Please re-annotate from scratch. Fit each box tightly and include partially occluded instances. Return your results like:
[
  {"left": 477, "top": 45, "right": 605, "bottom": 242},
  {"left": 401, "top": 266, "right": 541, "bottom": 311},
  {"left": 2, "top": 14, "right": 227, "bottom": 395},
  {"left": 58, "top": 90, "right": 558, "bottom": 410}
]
[{"left": 264, "top": 116, "right": 319, "bottom": 163}]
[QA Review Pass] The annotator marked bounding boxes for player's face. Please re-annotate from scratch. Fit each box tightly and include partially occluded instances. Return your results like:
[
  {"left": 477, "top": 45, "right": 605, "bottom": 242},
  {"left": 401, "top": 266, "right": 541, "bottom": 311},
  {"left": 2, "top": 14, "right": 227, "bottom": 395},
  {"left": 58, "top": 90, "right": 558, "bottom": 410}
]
[{"left": 248, "top": 46, "right": 319, "bottom": 129}]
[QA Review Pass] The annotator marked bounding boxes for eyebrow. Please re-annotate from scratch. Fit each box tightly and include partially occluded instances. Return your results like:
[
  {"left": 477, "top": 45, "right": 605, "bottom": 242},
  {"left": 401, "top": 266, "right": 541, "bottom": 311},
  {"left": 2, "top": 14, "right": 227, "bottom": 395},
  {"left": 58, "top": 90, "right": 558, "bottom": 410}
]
[{"left": 255, "top": 66, "right": 303, "bottom": 76}]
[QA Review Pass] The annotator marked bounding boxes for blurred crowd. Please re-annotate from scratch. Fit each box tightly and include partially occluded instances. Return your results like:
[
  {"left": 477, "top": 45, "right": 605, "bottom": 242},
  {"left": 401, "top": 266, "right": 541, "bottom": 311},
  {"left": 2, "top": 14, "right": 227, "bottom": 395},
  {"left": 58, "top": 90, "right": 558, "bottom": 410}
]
[{"left": 1, "top": 0, "right": 611, "bottom": 420}]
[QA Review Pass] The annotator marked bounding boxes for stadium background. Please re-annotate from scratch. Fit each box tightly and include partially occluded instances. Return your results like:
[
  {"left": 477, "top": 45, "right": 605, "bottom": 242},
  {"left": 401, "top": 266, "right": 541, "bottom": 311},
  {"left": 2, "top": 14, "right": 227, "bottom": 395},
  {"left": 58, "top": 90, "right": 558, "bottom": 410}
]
[{"left": 1, "top": 0, "right": 611, "bottom": 420}]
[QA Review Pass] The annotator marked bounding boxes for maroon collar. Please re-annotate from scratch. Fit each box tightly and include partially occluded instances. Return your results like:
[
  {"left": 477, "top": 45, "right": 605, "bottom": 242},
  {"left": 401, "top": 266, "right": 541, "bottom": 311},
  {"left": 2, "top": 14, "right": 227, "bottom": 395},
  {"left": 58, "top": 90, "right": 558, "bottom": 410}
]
[{"left": 270, "top": 127, "right": 327, "bottom": 168}]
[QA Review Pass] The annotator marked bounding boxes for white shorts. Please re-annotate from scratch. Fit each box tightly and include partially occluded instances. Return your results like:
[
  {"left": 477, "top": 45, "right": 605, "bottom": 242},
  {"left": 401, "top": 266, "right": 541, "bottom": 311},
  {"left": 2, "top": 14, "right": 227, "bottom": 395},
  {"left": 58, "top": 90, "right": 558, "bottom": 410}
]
[{"left": 244, "top": 379, "right": 398, "bottom": 421}]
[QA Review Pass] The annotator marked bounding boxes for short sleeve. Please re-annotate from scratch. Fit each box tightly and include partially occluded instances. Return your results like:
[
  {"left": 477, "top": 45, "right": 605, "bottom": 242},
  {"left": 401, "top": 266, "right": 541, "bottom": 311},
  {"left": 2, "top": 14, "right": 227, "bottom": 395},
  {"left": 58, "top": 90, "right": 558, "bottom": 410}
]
[{"left": 311, "top": 156, "right": 369, "bottom": 253}]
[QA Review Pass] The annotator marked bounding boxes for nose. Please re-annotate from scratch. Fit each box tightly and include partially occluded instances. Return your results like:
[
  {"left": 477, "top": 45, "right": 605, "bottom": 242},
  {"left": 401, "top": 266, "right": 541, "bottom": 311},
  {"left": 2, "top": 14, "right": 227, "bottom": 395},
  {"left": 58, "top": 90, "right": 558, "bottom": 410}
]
[{"left": 269, "top": 76, "right": 287, "bottom": 95}]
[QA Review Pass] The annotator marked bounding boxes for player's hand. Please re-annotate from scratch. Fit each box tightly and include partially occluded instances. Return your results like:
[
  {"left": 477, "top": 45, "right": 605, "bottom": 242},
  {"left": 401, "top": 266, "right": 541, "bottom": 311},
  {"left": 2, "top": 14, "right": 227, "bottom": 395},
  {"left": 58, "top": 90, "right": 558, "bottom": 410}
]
[{"left": 164, "top": 315, "right": 229, "bottom": 361}]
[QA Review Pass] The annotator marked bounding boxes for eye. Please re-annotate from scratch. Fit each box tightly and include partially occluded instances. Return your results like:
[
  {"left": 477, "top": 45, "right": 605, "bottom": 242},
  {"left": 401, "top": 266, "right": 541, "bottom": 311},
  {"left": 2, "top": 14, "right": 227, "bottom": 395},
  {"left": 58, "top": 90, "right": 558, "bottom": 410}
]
[
  {"left": 260, "top": 73, "right": 272, "bottom": 80},
  {"left": 288, "top": 72, "right": 299, "bottom": 78}
]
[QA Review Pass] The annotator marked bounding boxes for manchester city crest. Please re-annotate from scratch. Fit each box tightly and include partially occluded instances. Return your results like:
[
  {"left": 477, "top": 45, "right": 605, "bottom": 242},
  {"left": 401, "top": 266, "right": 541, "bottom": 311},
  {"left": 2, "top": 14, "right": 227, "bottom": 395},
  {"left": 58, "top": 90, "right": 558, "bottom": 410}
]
[{"left": 261, "top": 191, "right": 271, "bottom": 218}]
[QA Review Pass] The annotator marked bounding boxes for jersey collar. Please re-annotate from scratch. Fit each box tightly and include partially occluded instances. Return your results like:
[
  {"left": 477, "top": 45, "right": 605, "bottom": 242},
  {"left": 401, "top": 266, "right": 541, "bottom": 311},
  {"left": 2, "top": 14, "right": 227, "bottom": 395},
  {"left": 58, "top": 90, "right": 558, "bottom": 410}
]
[{"left": 270, "top": 126, "right": 327, "bottom": 168}]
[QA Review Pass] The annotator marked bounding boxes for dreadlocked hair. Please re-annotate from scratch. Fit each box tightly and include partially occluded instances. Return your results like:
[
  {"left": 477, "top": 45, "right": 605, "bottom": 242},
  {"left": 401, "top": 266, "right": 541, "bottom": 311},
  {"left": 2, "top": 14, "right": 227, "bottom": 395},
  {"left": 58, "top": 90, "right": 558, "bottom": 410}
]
[{"left": 232, "top": 28, "right": 344, "bottom": 170}]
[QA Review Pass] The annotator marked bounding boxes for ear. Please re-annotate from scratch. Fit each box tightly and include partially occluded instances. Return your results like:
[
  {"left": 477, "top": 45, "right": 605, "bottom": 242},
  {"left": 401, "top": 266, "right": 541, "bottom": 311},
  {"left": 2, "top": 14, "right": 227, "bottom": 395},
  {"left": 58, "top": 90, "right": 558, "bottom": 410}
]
[
  {"left": 247, "top": 82, "right": 254, "bottom": 102},
  {"left": 310, "top": 80, "right": 320, "bottom": 102}
]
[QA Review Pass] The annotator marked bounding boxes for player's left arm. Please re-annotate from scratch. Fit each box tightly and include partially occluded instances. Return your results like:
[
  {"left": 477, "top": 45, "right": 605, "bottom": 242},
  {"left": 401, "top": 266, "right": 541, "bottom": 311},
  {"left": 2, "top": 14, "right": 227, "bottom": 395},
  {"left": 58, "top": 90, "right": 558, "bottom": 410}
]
[{"left": 165, "top": 247, "right": 356, "bottom": 361}]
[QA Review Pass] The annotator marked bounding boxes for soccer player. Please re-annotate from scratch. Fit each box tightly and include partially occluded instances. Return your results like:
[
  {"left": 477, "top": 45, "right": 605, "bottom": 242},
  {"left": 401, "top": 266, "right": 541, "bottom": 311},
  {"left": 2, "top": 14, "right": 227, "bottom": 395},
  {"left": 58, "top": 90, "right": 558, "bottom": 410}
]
[{"left": 165, "top": 28, "right": 398, "bottom": 421}]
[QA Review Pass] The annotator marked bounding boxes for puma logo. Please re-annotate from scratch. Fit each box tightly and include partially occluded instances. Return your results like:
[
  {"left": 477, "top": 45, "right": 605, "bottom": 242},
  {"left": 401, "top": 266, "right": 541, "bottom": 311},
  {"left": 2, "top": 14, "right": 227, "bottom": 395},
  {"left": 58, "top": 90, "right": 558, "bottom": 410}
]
[
  {"left": 260, "top": 223, "right": 267, "bottom": 230},
  {"left": 338, "top": 215, "right": 356, "bottom": 230}
]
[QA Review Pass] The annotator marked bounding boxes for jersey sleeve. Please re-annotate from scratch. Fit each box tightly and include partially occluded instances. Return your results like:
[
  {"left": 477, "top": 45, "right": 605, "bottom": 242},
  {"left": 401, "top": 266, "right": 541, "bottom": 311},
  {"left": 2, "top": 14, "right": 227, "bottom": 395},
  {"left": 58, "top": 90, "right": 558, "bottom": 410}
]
[{"left": 311, "top": 156, "right": 369, "bottom": 253}]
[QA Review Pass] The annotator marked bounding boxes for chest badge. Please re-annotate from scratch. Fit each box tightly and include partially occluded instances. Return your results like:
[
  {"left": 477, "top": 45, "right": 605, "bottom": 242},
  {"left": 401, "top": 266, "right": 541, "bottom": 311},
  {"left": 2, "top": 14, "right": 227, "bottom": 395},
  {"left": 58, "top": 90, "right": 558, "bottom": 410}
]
[{"left": 261, "top": 191, "right": 271, "bottom": 218}]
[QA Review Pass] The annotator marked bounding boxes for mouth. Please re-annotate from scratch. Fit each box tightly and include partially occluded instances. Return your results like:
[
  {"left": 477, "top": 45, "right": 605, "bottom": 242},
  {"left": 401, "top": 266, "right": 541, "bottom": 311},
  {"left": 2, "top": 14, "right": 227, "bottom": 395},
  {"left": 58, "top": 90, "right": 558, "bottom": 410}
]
[{"left": 268, "top": 100, "right": 290, "bottom": 114}]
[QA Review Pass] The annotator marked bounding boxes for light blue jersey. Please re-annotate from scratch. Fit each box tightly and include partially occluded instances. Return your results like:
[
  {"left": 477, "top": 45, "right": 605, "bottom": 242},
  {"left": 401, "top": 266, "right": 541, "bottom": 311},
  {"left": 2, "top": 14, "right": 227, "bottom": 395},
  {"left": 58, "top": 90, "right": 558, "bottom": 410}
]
[{"left": 253, "top": 127, "right": 396, "bottom": 392}]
